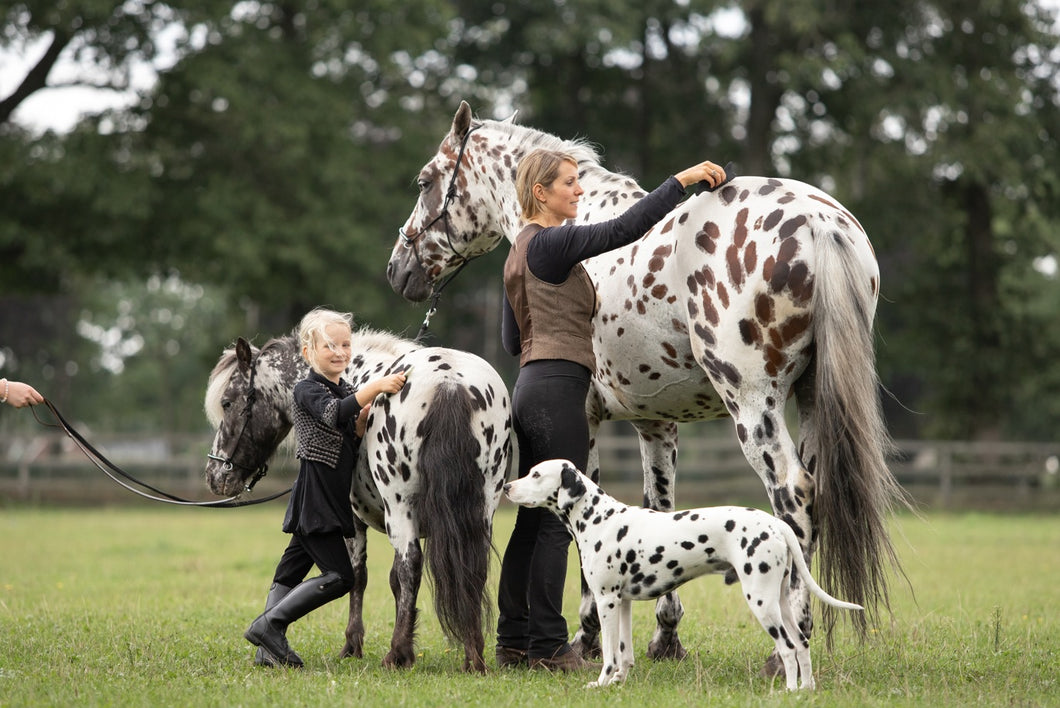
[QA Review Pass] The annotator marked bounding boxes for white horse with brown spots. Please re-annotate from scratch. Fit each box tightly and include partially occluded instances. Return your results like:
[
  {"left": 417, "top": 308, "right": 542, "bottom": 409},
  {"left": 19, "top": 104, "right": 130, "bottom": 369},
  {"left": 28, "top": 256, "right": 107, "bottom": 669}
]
[{"left": 387, "top": 101, "right": 906, "bottom": 674}]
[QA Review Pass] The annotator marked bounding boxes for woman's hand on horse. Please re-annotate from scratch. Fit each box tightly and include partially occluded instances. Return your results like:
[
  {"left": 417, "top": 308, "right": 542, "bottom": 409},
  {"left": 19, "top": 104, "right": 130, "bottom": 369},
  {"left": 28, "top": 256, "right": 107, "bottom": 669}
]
[{"left": 675, "top": 161, "right": 727, "bottom": 189}]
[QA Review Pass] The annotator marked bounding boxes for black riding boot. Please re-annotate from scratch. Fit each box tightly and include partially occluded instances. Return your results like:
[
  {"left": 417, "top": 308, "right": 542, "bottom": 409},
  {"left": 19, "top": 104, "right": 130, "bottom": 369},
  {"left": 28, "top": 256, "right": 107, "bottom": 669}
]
[
  {"left": 253, "top": 583, "right": 292, "bottom": 667},
  {"left": 244, "top": 572, "right": 348, "bottom": 668}
]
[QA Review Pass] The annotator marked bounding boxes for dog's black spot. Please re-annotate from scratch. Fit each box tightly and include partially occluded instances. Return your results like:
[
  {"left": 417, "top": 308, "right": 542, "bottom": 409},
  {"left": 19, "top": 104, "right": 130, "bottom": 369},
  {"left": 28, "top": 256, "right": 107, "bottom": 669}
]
[
  {"left": 626, "top": 550, "right": 636, "bottom": 564},
  {"left": 759, "top": 561, "right": 771, "bottom": 574},
  {"left": 649, "top": 552, "right": 664, "bottom": 564},
  {"left": 594, "top": 540, "right": 603, "bottom": 552},
  {"left": 725, "top": 519, "right": 736, "bottom": 532},
  {"left": 666, "top": 560, "right": 679, "bottom": 569},
  {"left": 616, "top": 526, "right": 629, "bottom": 542},
  {"left": 674, "top": 511, "right": 690, "bottom": 520},
  {"left": 680, "top": 541, "right": 695, "bottom": 550},
  {"left": 743, "top": 562, "right": 753, "bottom": 575},
  {"left": 698, "top": 534, "right": 709, "bottom": 543}
]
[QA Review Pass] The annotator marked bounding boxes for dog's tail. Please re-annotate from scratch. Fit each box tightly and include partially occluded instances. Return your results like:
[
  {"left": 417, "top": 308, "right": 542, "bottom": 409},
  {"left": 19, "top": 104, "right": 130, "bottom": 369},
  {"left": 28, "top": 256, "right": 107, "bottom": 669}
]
[{"left": 780, "top": 522, "right": 864, "bottom": 612}]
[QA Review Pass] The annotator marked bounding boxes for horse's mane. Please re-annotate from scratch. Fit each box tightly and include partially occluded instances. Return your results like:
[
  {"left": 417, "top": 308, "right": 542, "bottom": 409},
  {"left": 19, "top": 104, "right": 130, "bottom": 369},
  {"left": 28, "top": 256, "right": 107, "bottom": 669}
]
[
  {"left": 204, "top": 345, "right": 244, "bottom": 429},
  {"left": 480, "top": 118, "right": 611, "bottom": 174}
]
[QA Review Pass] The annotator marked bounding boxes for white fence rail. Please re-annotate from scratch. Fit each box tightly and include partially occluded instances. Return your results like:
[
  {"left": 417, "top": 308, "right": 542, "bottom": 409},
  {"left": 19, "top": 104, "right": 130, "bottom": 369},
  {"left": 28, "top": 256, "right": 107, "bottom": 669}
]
[{"left": 1, "top": 429, "right": 1057, "bottom": 509}]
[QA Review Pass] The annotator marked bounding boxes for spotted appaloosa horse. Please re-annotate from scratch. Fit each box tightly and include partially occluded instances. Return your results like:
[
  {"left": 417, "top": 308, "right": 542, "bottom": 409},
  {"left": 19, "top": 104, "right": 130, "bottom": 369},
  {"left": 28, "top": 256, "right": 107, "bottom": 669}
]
[
  {"left": 387, "top": 101, "right": 907, "bottom": 672},
  {"left": 204, "top": 328, "right": 512, "bottom": 672}
]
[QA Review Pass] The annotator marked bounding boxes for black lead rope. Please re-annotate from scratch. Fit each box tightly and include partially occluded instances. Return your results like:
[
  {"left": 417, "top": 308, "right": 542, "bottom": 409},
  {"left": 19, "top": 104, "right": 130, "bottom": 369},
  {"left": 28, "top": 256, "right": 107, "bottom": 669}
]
[{"left": 31, "top": 399, "right": 291, "bottom": 508}]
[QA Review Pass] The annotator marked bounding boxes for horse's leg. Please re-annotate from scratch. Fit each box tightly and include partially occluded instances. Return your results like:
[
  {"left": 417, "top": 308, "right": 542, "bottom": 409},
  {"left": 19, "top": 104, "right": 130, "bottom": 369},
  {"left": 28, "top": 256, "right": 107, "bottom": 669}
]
[
  {"left": 727, "top": 392, "right": 816, "bottom": 679},
  {"left": 570, "top": 413, "right": 603, "bottom": 660},
  {"left": 339, "top": 517, "right": 369, "bottom": 659},
  {"left": 632, "top": 419, "right": 687, "bottom": 661},
  {"left": 383, "top": 529, "right": 423, "bottom": 669}
]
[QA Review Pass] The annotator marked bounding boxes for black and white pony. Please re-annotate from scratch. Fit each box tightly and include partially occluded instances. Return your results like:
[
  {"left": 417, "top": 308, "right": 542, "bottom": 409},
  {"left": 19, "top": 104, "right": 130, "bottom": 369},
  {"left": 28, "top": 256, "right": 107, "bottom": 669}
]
[
  {"left": 204, "top": 328, "right": 512, "bottom": 672},
  {"left": 387, "top": 101, "right": 908, "bottom": 672}
]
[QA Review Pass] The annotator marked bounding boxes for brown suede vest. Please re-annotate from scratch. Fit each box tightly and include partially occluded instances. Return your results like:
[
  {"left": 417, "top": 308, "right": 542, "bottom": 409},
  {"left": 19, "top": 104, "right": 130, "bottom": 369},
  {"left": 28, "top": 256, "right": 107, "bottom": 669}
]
[{"left": 503, "top": 224, "right": 597, "bottom": 373}]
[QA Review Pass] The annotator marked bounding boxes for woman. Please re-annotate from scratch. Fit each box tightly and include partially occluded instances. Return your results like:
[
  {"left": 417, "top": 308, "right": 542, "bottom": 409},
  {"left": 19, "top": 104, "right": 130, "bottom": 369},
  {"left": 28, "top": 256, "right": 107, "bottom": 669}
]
[{"left": 497, "top": 149, "right": 728, "bottom": 671}]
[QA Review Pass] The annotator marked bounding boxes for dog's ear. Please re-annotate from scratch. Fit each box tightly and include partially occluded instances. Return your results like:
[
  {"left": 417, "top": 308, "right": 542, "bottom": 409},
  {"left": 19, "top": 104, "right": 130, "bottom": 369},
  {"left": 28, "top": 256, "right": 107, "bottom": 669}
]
[{"left": 558, "top": 463, "right": 587, "bottom": 510}]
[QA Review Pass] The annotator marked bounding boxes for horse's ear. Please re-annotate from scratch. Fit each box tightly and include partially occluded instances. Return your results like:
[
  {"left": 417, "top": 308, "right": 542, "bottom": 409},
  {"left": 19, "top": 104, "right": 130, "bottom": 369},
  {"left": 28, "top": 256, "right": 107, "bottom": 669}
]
[
  {"left": 451, "top": 100, "right": 473, "bottom": 143},
  {"left": 501, "top": 109, "right": 518, "bottom": 124},
  {"left": 235, "top": 337, "right": 254, "bottom": 374}
]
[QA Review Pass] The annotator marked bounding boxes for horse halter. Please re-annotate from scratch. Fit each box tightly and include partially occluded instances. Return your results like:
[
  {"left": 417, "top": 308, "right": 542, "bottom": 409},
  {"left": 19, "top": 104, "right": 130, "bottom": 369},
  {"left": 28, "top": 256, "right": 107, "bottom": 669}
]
[
  {"left": 398, "top": 124, "right": 486, "bottom": 340},
  {"left": 399, "top": 123, "right": 481, "bottom": 267},
  {"left": 206, "top": 357, "right": 269, "bottom": 493}
]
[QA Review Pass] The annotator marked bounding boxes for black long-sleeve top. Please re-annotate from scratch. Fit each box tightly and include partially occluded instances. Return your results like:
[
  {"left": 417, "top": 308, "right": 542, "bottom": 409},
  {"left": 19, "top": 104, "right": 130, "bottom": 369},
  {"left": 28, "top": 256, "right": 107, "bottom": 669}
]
[{"left": 502, "top": 176, "right": 688, "bottom": 356}]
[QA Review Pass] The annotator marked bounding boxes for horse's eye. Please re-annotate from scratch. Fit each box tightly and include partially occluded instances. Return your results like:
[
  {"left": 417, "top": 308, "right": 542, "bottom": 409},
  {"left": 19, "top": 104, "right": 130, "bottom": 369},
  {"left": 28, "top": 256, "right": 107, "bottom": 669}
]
[
  {"left": 418, "top": 179, "right": 430, "bottom": 192},
  {"left": 221, "top": 400, "right": 232, "bottom": 410}
]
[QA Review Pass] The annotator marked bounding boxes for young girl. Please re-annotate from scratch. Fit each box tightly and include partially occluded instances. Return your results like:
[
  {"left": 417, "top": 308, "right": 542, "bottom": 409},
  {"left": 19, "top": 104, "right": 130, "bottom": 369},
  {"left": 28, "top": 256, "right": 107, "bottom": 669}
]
[{"left": 244, "top": 307, "right": 407, "bottom": 668}]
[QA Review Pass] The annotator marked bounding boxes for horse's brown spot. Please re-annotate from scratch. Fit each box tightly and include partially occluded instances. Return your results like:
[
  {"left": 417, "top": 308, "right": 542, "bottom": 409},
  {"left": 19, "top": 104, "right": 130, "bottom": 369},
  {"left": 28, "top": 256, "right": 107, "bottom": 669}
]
[
  {"left": 649, "top": 245, "right": 672, "bottom": 272},
  {"left": 695, "top": 221, "right": 721, "bottom": 254},
  {"left": 739, "top": 318, "right": 763, "bottom": 346},
  {"left": 755, "top": 293, "right": 775, "bottom": 324},
  {"left": 744, "top": 240, "right": 757, "bottom": 276},
  {"left": 778, "top": 215, "right": 807, "bottom": 240},
  {"left": 651, "top": 284, "right": 668, "bottom": 300}
]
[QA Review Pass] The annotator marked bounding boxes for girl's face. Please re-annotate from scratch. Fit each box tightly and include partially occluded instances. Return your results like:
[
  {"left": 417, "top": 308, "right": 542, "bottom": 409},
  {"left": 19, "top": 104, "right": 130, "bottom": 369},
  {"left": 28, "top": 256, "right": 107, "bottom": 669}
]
[
  {"left": 535, "top": 160, "right": 583, "bottom": 225},
  {"left": 305, "top": 323, "right": 352, "bottom": 382}
]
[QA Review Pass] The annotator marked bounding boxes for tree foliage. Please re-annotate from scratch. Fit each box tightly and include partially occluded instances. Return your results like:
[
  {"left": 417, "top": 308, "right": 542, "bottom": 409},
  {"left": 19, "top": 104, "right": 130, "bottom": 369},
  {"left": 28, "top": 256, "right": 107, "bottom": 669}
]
[{"left": 2, "top": 0, "right": 1058, "bottom": 439}]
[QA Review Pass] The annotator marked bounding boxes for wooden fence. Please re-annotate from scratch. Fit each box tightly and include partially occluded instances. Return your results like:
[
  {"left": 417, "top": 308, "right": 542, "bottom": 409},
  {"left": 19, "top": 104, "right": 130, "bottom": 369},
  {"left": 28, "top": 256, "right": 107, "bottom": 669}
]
[{"left": 1, "top": 426, "right": 1057, "bottom": 510}]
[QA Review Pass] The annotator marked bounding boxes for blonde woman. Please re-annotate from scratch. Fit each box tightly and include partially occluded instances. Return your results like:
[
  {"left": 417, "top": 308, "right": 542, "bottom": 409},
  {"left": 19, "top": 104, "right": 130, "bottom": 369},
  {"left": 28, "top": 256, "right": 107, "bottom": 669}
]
[
  {"left": 497, "top": 150, "right": 728, "bottom": 672},
  {"left": 244, "top": 308, "right": 407, "bottom": 668}
]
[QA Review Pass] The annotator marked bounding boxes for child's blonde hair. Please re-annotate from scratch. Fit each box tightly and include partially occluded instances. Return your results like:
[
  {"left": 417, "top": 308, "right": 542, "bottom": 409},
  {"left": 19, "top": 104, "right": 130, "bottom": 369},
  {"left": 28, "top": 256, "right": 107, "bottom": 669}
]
[{"left": 297, "top": 307, "right": 353, "bottom": 371}]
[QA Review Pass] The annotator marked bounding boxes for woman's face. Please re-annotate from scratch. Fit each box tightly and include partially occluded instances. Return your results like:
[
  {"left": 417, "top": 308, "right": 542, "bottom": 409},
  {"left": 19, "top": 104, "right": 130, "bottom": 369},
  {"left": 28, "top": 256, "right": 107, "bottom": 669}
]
[{"left": 536, "top": 160, "right": 583, "bottom": 224}]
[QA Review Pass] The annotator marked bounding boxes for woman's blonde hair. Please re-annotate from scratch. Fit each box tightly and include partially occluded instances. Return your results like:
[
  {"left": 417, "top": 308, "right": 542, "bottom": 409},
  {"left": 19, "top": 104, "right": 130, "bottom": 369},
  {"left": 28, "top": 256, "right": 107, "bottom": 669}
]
[
  {"left": 515, "top": 148, "right": 579, "bottom": 221},
  {"left": 297, "top": 307, "right": 353, "bottom": 370}
]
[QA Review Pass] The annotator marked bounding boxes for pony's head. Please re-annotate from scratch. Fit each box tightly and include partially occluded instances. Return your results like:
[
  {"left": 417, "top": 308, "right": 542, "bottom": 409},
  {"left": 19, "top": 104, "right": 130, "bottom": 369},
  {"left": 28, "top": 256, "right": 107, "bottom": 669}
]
[{"left": 204, "top": 337, "right": 297, "bottom": 496}]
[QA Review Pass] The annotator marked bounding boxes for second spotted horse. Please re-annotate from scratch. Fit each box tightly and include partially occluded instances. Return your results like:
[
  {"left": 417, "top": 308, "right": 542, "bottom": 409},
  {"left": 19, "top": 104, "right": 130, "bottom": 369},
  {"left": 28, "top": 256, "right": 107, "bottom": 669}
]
[
  {"left": 204, "top": 328, "right": 512, "bottom": 672},
  {"left": 386, "top": 101, "right": 907, "bottom": 673}
]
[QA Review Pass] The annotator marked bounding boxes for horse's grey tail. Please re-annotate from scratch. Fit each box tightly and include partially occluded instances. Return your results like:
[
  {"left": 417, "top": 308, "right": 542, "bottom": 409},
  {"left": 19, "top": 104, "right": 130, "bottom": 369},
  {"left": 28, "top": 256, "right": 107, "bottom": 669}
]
[
  {"left": 416, "top": 383, "right": 494, "bottom": 651},
  {"left": 804, "top": 226, "right": 910, "bottom": 642}
]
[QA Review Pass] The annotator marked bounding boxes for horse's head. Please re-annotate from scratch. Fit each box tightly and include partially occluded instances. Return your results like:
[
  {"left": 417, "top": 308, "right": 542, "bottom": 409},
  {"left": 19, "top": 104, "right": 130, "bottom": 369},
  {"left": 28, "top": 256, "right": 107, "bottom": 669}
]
[
  {"left": 388, "top": 101, "right": 523, "bottom": 302},
  {"left": 204, "top": 337, "right": 295, "bottom": 496}
]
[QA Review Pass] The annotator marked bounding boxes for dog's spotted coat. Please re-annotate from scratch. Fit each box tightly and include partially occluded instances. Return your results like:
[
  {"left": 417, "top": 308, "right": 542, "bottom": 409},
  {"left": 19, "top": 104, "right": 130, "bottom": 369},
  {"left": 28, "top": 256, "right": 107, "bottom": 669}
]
[
  {"left": 506, "top": 460, "right": 862, "bottom": 690},
  {"left": 389, "top": 102, "right": 904, "bottom": 669}
]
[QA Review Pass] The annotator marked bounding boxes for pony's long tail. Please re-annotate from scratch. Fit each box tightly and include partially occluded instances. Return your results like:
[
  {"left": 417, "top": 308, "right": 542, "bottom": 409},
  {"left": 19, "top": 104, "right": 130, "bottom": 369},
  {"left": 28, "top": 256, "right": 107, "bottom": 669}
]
[
  {"left": 416, "top": 383, "right": 494, "bottom": 654},
  {"left": 806, "top": 226, "right": 910, "bottom": 641}
]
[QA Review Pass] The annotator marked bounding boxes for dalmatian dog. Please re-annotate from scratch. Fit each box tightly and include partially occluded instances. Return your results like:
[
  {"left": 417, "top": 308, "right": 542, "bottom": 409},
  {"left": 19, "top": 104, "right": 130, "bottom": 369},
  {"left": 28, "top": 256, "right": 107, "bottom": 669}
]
[{"left": 503, "top": 459, "right": 864, "bottom": 690}]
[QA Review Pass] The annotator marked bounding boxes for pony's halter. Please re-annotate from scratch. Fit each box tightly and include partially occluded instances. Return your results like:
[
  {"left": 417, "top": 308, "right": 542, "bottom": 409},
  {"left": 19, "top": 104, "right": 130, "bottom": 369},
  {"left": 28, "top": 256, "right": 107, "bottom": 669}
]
[{"left": 206, "top": 358, "right": 269, "bottom": 492}]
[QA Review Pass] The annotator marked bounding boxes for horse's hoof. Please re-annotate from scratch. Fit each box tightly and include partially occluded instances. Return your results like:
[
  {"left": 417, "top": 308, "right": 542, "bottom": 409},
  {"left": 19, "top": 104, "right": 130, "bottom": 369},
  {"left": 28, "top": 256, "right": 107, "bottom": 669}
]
[
  {"left": 382, "top": 650, "right": 416, "bottom": 669},
  {"left": 760, "top": 652, "right": 786, "bottom": 678},
  {"left": 463, "top": 656, "right": 488, "bottom": 674},
  {"left": 339, "top": 641, "right": 364, "bottom": 659},
  {"left": 647, "top": 637, "right": 687, "bottom": 661},
  {"left": 570, "top": 635, "right": 602, "bottom": 660}
]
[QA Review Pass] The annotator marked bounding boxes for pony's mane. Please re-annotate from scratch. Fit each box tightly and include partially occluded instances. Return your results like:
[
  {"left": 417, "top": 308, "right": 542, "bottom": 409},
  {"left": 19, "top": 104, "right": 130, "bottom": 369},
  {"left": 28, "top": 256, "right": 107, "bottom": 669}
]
[
  {"left": 350, "top": 326, "right": 420, "bottom": 358},
  {"left": 204, "top": 345, "right": 247, "bottom": 429},
  {"left": 204, "top": 327, "right": 417, "bottom": 428}
]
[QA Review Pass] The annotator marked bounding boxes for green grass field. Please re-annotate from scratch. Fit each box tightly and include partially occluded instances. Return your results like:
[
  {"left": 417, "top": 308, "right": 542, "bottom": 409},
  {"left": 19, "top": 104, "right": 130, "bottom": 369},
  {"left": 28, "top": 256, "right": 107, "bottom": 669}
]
[{"left": 1, "top": 503, "right": 1057, "bottom": 707}]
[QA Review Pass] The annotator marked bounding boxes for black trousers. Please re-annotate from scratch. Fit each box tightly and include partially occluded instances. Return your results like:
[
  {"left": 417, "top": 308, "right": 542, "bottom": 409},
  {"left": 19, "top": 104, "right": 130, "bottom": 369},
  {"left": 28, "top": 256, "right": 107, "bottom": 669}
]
[
  {"left": 496, "top": 360, "right": 590, "bottom": 658},
  {"left": 272, "top": 531, "right": 356, "bottom": 589}
]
